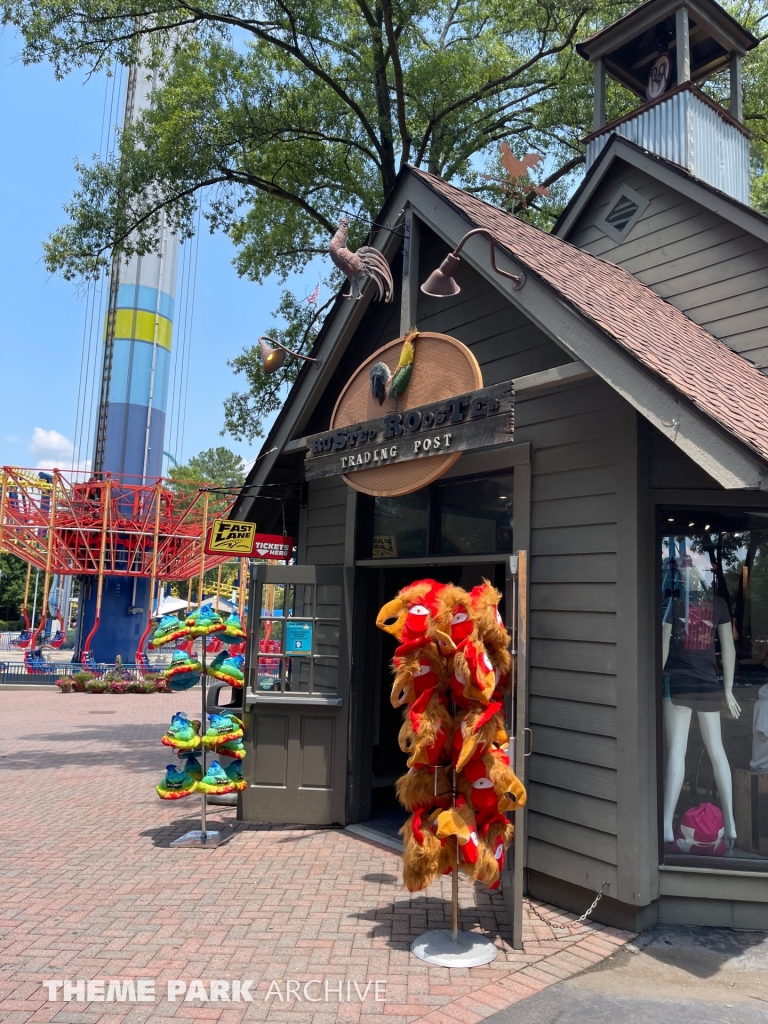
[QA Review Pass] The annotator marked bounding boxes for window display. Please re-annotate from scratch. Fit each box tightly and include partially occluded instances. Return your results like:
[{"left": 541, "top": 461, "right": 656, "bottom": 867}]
[{"left": 661, "top": 509, "right": 768, "bottom": 869}]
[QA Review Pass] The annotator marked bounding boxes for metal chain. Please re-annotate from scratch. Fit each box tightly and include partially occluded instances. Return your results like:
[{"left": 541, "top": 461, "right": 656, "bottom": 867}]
[
  {"left": 281, "top": 502, "right": 287, "bottom": 537},
  {"left": 575, "top": 882, "right": 609, "bottom": 923},
  {"left": 525, "top": 882, "right": 609, "bottom": 934}
]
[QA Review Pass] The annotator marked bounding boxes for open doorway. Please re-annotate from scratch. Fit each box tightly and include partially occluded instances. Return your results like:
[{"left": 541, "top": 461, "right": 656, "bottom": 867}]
[{"left": 363, "top": 562, "right": 507, "bottom": 840}]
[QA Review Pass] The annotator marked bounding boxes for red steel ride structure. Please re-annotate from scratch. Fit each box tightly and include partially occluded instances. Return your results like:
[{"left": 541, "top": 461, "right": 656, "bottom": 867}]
[{"left": 0, "top": 467, "right": 235, "bottom": 661}]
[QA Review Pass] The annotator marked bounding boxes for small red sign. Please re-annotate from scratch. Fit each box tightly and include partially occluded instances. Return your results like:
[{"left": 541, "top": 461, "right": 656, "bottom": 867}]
[{"left": 252, "top": 534, "right": 294, "bottom": 561}]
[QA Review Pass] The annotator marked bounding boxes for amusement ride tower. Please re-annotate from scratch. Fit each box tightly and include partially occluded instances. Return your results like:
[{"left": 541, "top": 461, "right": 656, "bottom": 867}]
[
  {"left": 0, "top": 51, "right": 239, "bottom": 670},
  {"left": 74, "top": 58, "right": 181, "bottom": 662}
]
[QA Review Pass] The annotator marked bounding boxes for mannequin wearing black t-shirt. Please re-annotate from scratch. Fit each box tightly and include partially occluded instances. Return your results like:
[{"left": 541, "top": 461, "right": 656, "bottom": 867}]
[{"left": 662, "top": 594, "right": 741, "bottom": 848}]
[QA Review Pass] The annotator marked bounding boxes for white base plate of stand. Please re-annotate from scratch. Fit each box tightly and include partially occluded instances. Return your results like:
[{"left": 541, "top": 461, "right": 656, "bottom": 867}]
[
  {"left": 411, "top": 929, "right": 498, "bottom": 967},
  {"left": 171, "top": 827, "right": 233, "bottom": 848}
]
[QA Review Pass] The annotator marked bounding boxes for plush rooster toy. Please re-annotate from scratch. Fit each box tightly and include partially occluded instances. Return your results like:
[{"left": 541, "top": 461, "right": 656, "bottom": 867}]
[{"left": 377, "top": 577, "right": 527, "bottom": 893}]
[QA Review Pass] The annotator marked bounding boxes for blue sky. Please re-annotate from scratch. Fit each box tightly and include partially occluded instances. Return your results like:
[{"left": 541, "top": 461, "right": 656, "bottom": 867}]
[{"left": 0, "top": 29, "right": 295, "bottom": 477}]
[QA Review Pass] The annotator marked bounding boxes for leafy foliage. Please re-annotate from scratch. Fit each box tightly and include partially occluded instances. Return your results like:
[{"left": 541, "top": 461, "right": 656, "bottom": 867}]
[
  {"left": 3, "top": 1, "right": 631, "bottom": 284},
  {"left": 5, "top": 0, "right": 768, "bottom": 442},
  {"left": 224, "top": 289, "right": 333, "bottom": 441},
  {"left": 167, "top": 445, "right": 245, "bottom": 518},
  {"left": 169, "top": 446, "right": 246, "bottom": 490},
  {"left": 0, "top": 554, "right": 34, "bottom": 623}
]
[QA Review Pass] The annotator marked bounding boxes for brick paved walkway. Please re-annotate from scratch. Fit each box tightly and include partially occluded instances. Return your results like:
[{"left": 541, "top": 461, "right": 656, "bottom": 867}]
[{"left": 0, "top": 692, "right": 633, "bottom": 1024}]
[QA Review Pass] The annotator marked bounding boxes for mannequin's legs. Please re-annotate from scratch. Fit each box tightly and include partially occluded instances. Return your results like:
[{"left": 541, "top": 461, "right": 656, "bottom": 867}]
[
  {"left": 663, "top": 699, "right": 692, "bottom": 842},
  {"left": 697, "top": 711, "right": 737, "bottom": 847}
]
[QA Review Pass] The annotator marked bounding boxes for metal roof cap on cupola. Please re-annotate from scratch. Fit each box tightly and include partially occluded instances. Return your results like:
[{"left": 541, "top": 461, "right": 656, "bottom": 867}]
[{"left": 578, "top": 0, "right": 758, "bottom": 205}]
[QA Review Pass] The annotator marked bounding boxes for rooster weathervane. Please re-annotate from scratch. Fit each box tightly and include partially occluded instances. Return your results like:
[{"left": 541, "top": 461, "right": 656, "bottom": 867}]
[{"left": 329, "top": 217, "right": 394, "bottom": 302}]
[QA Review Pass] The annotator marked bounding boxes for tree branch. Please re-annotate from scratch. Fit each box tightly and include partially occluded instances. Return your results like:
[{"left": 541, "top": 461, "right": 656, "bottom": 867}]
[
  {"left": 381, "top": 0, "right": 411, "bottom": 167},
  {"left": 413, "top": 11, "right": 588, "bottom": 166}
]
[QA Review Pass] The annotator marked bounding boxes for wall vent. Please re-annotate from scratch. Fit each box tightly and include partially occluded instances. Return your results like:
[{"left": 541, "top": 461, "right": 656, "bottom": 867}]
[{"left": 598, "top": 184, "right": 650, "bottom": 244}]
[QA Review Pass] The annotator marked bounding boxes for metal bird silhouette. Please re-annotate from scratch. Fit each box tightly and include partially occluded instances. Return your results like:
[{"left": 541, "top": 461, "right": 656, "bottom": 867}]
[
  {"left": 329, "top": 218, "right": 394, "bottom": 302},
  {"left": 480, "top": 144, "right": 550, "bottom": 204},
  {"left": 369, "top": 330, "right": 419, "bottom": 405},
  {"left": 500, "top": 145, "right": 542, "bottom": 186}
]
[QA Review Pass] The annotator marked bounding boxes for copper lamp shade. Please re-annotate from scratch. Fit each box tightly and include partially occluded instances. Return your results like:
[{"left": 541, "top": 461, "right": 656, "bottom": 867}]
[
  {"left": 420, "top": 229, "right": 525, "bottom": 299},
  {"left": 259, "top": 337, "right": 287, "bottom": 374},
  {"left": 258, "top": 335, "right": 320, "bottom": 375},
  {"left": 420, "top": 253, "right": 462, "bottom": 298}
]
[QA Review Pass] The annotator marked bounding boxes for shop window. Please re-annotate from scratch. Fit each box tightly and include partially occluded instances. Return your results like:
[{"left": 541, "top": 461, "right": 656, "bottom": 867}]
[
  {"left": 660, "top": 508, "right": 768, "bottom": 870},
  {"left": 372, "top": 491, "right": 429, "bottom": 558},
  {"left": 367, "top": 472, "right": 513, "bottom": 558},
  {"left": 435, "top": 476, "right": 513, "bottom": 555}
]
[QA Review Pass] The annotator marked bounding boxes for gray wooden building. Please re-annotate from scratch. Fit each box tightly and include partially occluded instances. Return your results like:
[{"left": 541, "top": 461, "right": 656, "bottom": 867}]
[{"left": 233, "top": 0, "right": 768, "bottom": 931}]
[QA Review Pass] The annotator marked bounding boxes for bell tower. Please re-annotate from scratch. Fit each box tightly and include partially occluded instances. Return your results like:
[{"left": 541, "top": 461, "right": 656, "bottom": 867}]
[{"left": 577, "top": 0, "right": 758, "bottom": 204}]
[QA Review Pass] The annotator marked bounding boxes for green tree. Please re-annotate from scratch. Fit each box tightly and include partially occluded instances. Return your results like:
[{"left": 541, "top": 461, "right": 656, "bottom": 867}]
[
  {"left": 0, "top": 554, "right": 47, "bottom": 626},
  {"left": 168, "top": 446, "right": 245, "bottom": 516},
  {"left": 5, "top": 1, "right": 623, "bottom": 281},
  {"left": 4, "top": 0, "right": 767, "bottom": 443},
  {"left": 170, "top": 446, "right": 246, "bottom": 489},
  {"left": 2, "top": 0, "right": 635, "bottom": 445},
  {"left": 0, "top": 554, "right": 29, "bottom": 623}
]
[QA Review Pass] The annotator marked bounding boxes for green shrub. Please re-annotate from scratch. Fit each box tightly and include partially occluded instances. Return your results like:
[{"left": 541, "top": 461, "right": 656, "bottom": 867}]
[
  {"left": 127, "top": 680, "right": 159, "bottom": 693},
  {"left": 85, "top": 679, "right": 108, "bottom": 693}
]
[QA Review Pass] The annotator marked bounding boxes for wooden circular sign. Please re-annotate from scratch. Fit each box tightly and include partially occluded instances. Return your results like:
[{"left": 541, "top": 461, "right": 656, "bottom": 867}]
[{"left": 330, "top": 332, "right": 482, "bottom": 496}]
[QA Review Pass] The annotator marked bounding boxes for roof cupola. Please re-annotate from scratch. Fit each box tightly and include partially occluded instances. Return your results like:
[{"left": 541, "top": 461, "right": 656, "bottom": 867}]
[{"left": 577, "top": 0, "right": 758, "bottom": 204}]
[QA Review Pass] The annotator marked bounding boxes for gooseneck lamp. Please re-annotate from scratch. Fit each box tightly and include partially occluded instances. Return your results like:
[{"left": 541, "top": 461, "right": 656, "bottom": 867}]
[
  {"left": 420, "top": 228, "right": 526, "bottom": 298},
  {"left": 258, "top": 336, "right": 321, "bottom": 375}
]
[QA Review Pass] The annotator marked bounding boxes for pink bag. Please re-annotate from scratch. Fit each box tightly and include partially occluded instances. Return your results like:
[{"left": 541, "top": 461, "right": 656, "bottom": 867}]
[{"left": 674, "top": 802, "right": 726, "bottom": 856}]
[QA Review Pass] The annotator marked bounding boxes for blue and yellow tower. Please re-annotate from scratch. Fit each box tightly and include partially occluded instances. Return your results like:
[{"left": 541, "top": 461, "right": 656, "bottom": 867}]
[{"left": 75, "top": 60, "right": 181, "bottom": 663}]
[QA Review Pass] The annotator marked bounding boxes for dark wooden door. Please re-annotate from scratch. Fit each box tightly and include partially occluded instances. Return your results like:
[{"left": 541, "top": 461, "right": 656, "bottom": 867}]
[{"left": 241, "top": 564, "right": 350, "bottom": 825}]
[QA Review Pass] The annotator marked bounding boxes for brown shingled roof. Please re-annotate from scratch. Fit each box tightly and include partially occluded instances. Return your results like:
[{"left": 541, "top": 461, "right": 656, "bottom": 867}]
[{"left": 410, "top": 165, "right": 768, "bottom": 465}]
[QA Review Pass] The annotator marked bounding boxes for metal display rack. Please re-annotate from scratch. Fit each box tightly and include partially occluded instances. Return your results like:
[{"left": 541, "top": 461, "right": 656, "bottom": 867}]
[{"left": 170, "top": 643, "right": 236, "bottom": 848}]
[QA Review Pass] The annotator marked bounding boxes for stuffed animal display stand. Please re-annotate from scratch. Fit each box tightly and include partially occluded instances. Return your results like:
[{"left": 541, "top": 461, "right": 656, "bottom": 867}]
[
  {"left": 152, "top": 606, "right": 248, "bottom": 824},
  {"left": 150, "top": 606, "right": 248, "bottom": 691},
  {"left": 377, "top": 579, "right": 526, "bottom": 895},
  {"left": 156, "top": 711, "right": 246, "bottom": 799}
]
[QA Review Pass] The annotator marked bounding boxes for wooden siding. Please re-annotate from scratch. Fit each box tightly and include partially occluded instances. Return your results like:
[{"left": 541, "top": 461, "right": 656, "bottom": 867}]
[
  {"left": 416, "top": 225, "right": 568, "bottom": 380},
  {"left": 297, "top": 231, "right": 632, "bottom": 898},
  {"left": 304, "top": 476, "right": 349, "bottom": 566},
  {"left": 517, "top": 376, "right": 625, "bottom": 895},
  {"left": 649, "top": 427, "right": 725, "bottom": 491},
  {"left": 565, "top": 160, "right": 768, "bottom": 372}
]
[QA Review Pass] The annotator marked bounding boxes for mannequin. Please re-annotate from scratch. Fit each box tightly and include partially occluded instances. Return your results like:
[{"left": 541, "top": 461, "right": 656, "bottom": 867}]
[{"left": 661, "top": 558, "right": 741, "bottom": 849}]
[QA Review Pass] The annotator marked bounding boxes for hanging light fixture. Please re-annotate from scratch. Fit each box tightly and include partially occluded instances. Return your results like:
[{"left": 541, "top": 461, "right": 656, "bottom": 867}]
[
  {"left": 258, "top": 336, "right": 321, "bottom": 375},
  {"left": 420, "top": 228, "right": 526, "bottom": 298}
]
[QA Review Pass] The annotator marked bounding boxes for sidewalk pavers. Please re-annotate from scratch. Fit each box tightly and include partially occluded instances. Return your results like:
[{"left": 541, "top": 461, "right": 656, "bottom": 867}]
[{"left": 0, "top": 692, "right": 634, "bottom": 1024}]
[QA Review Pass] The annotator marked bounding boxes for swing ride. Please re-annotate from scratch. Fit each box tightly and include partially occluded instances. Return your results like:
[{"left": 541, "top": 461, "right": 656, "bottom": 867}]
[{"left": 0, "top": 466, "right": 241, "bottom": 666}]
